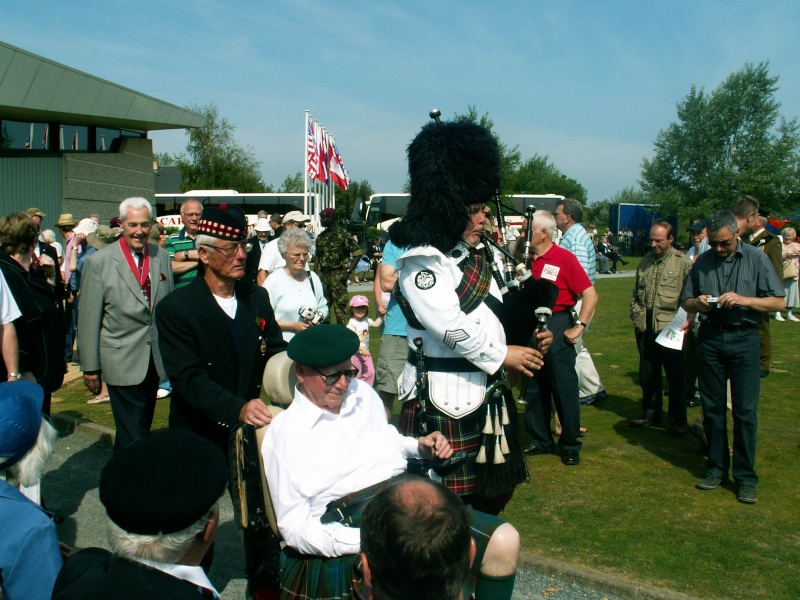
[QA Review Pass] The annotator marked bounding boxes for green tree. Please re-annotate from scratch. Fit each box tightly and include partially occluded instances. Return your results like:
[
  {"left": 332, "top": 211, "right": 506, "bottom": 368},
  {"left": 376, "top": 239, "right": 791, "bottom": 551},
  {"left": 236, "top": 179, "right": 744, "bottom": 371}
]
[
  {"left": 0, "top": 124, "right": 11, "bottom": 149},
  {"left": 584, "top": 200, "right": 610, "bottom": 230},
  {"left": 640, "top": 61, "right": 800, "bottom": 219},
  {"left": 279, "top": 171, "right": 304, "bottom": 193},
  {"left": 336, "top": 179, "right": 375, "bottom": 221},
  {"left": 153, "top": 151, "right": 175, "bottom": 167},
  {"left": 507, "top": 154, "right": 588, "bottom": 203},
  {"left": 176, "top": 103, "right": 267, "bottom": 192}
]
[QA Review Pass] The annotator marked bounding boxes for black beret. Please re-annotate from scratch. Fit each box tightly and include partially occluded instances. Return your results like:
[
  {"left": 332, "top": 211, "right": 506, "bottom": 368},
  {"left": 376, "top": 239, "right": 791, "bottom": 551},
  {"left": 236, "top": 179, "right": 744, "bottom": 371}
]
[
  {"left": 198, "top": 204, "right": 247, "bottom": 241},
  {"left": 287, "top": 324, "right": 360, "bottom": 368},
  {"left": 100, "top": 430, "right": 228, "bottom": 535}
]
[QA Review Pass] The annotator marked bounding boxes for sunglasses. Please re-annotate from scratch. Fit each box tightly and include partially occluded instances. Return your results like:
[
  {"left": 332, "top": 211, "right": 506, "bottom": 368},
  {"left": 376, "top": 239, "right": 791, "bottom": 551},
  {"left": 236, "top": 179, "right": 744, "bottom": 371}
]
[{"left": 311, "top": 366, "right": 358, "bottom": 386}]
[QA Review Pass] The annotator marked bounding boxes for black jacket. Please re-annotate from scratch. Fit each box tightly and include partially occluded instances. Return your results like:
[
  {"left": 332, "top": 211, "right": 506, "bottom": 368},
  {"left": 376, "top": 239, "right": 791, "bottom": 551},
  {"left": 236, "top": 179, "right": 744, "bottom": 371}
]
[
  {"left": 156, "top": 276, "right": 286, "bottom": 455},
  {"left": 52, "top": 548, "right": 212, "bottom": 599},
  {"left": 0, "top": 254, "right": 65, "bottom": 392}
]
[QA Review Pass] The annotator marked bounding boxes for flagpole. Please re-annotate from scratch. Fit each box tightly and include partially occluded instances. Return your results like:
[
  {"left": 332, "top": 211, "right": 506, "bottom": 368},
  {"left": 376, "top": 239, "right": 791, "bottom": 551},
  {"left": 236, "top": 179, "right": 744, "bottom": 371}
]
[{"left": 304, "top": 110, "right": 310, "bottom": 216}]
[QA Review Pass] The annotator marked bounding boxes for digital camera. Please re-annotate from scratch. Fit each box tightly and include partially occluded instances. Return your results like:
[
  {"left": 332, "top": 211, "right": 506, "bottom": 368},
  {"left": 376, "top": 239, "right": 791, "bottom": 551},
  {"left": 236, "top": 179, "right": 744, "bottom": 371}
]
[{"left": 298, "top": 306, "right": 325, "bottom": 325}]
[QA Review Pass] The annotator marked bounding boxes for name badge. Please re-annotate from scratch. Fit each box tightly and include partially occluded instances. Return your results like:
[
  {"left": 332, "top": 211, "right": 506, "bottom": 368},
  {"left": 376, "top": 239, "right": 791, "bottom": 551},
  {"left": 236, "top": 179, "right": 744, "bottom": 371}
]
[{"left": 541, "top": 264, "right": 560, "bottom": 281}]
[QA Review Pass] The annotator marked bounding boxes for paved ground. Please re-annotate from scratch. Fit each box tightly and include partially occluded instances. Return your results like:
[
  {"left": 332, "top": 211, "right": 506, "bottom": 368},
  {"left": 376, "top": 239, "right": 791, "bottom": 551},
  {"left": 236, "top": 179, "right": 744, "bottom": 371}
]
[{"left": 44, "top": 423, "right": 692, "bottom": 600}]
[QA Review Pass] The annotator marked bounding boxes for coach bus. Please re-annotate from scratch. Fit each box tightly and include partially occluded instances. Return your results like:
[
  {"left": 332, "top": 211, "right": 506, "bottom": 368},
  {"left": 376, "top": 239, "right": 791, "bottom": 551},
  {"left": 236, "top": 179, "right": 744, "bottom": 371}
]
[{"left": 155, "top": 190, "right": 317, "bottom": 228}]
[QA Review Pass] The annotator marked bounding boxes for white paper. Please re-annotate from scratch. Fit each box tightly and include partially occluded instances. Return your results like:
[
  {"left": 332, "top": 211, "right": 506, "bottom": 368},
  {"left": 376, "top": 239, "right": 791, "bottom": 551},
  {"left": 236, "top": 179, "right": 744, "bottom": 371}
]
[{"left": 656, "top": 308, "right": 687, "bottom": 350}]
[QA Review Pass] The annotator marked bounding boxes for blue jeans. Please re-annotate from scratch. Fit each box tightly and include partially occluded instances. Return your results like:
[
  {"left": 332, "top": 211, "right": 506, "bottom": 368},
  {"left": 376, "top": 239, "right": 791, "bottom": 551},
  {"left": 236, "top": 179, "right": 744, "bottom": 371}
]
[{"left": 696, "top": 324, "right": 760, "bottom": 487}]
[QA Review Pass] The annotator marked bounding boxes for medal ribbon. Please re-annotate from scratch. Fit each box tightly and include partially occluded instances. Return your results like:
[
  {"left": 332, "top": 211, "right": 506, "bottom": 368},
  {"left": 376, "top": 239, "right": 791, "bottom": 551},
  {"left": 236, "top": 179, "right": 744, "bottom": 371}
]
[{"left": 119, "top": 239, "right": 151, "bottom": 306}]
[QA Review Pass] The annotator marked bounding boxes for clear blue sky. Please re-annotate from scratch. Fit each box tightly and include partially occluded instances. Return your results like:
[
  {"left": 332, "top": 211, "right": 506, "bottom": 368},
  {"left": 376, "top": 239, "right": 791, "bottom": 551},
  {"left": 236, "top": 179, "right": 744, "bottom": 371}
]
[{"left": 5, "top": 1, "right": 800, "bottom": 203}]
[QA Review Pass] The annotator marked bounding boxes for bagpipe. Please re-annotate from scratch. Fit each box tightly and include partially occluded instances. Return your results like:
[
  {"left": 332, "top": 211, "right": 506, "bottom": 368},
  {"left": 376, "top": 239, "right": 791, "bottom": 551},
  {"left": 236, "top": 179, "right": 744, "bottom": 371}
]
[{"left": 481, "top": 199, "right": 559, "bottom": 346}]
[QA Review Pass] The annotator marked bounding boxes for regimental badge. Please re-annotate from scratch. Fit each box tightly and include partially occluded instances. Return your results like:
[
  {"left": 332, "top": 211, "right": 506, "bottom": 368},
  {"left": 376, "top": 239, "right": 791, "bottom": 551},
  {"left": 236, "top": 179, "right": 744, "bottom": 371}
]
[
  {"left": 415, "top": 270, "right": 436, "bottom": 290},
  {"left": 260, "top": 339, "right": 267, "bottom": 354}
]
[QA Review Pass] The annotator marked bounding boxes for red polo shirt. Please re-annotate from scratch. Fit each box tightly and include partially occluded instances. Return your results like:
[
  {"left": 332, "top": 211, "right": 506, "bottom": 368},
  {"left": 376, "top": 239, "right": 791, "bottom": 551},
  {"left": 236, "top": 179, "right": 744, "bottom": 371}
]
[{"left": 530, "top": 243, "right": 592, "bottom": 313}]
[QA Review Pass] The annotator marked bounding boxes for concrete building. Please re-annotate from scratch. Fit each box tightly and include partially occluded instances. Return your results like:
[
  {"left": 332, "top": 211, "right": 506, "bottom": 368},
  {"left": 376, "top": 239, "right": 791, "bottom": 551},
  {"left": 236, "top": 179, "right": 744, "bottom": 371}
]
[{"left": 0, "top": 41, "right": 202, "bottom": 221}]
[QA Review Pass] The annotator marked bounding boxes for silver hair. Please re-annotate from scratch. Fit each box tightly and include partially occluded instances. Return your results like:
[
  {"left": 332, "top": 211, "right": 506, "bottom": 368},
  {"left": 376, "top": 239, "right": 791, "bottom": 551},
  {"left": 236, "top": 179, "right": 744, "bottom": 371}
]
[
  {"left": 781, "top": 226, "right": 796, "bottom": 238},
  {"left": 119, "top": 197, "right": 153, "bottom": 221},
  {"left": 532, "top": 209, "right": 556, "bottom": 237},
  {"left": 0, "top": 416, "right": 57, "bottom": 488},
  {"left": 278, "top": 228, "right": 312, "bottom": 255},
  {"left": 42, "top": 229, "right": 56, "bottom": 244},
  {"left": 706, "top": 210, "right": 738, "bottom": 236},
  {"left": 195, "top": 233, "right": 218, "bottom": 249},
  {"left": 107, "top": 506, "right": 216, "bottom": 564}
]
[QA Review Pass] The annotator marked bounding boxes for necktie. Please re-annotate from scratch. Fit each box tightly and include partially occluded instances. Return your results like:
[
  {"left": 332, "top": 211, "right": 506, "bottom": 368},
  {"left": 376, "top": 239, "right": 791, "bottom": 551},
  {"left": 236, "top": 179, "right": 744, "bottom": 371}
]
[{"left": 135, "top": 252, "right": 144, "bottom": 273}]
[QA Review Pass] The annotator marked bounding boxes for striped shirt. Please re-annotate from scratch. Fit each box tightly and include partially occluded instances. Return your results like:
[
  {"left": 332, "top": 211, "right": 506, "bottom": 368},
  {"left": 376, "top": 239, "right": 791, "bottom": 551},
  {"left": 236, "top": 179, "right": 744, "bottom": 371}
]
[
  {"left": 559, "top": 223, "right": 597, "bottom": 283},
  {"left": 165, "top": 228, "right": 198, "bottom": 289},
  {"left": 681, "top": 238, "right": 784, "bottom": 325}
]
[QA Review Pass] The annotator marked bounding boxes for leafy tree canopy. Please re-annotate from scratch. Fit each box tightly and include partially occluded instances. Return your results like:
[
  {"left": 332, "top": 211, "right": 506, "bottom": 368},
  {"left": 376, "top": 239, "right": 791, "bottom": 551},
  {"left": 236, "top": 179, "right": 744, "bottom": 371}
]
[
  {"left": 640, "top": 61, "right": 800, "bottom": 219},
  {"left": 173, "top": 103, "right": 268, "bottom": 193}
]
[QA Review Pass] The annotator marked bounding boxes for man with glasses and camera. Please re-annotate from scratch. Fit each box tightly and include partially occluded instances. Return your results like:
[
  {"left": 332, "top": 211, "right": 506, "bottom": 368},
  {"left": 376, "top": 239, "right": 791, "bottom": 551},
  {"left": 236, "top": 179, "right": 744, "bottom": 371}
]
[
  {"left": 156, "top": 204, "right": 286, "bottom": 457},
  {"left": 165, "top": 198, "right": 203, "bottom": 289},
  {"left": 263, "top": 324, "right": 521, "bottom": 600},
  {"left": 680, "top": 209, "right": 784, "bottom": 504}
]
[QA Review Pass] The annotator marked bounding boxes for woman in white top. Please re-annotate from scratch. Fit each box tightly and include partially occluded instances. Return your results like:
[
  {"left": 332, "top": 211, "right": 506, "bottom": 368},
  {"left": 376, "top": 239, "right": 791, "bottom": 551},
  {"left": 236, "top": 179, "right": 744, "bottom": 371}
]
[{"left": 264, "top": 228, "right": 328, "bottom": 341}]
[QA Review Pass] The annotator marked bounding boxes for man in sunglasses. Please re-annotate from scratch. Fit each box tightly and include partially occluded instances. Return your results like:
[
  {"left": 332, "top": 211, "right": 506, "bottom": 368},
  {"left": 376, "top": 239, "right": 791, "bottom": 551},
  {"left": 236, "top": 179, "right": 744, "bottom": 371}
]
[
  {"left": 263, "top": 325, "right": 521, "bottom": 600},
  {"left": 680, "top": 209, "right": 784, "bottom": 504},
  {"left": 156, "top": 204, "right": 286, "bottom": 458}
]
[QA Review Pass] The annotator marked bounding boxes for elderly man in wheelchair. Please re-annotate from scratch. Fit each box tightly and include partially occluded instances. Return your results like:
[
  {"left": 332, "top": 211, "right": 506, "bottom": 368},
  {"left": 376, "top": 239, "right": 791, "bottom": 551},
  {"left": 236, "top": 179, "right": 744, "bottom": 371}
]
[{"left": 231, "top": 324, "right": 520, "bottom": 600}]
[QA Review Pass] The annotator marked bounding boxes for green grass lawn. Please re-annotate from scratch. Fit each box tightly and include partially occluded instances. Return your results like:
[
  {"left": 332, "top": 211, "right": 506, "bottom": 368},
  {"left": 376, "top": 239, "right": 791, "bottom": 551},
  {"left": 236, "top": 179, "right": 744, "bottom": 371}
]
[{"left": 52, "top": 272, "right": 800, "bottom": 599}]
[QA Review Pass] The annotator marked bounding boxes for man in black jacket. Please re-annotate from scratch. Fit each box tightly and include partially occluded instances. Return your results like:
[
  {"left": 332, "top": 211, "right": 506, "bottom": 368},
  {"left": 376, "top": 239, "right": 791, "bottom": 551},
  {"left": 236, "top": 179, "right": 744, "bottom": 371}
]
[{"left": 156, "top": 205, "right": 286, "bottom": 456}]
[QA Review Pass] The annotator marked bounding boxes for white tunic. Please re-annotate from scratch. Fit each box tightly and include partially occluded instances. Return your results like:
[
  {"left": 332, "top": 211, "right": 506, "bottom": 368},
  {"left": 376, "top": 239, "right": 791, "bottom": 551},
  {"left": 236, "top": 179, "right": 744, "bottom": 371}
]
[
  {"left": 396, "top": 244, "right": 508, "bottom": 419},
  {"left": 262, "top": 379, "right": 421, "bottom": 557}
]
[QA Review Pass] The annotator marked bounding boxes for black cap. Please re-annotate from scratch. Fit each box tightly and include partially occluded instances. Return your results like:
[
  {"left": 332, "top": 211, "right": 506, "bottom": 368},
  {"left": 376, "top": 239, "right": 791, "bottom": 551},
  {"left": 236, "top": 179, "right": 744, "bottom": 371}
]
[
  {"left": 198, "top": 204, "right": 247, "bottom": 241},
  {"left": 687, "top": 218, "right": 706, "bottom": 232},
  {"left": 288, "top": 325, "right": 359, "bottom": 368},
  {"left": 99, "top": 430, "right": 228, "bottom": 535}
]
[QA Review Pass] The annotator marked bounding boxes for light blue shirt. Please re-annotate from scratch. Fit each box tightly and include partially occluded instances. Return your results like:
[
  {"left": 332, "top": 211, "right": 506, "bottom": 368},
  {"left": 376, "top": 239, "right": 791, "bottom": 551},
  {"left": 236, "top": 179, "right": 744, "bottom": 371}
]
[
  {"left": 559, "top": 223, "right": 597, "bottom": 283},
  {"left": 382, "top": 240, "right": 408, "bottom": 336}
]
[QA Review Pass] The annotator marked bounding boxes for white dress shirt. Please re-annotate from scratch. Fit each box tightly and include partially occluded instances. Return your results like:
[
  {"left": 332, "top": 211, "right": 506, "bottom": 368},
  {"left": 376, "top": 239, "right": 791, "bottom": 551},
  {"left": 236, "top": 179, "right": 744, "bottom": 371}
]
[{"left": 262, "top": 379, "right": 420, "bottom": 557}]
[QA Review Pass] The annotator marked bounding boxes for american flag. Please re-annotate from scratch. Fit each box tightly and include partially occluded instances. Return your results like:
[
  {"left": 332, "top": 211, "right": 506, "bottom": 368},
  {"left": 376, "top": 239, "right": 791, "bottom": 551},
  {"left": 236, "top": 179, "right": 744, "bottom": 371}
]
[{"left": 307, "top": 120, "right": 318, "bottom": 180}]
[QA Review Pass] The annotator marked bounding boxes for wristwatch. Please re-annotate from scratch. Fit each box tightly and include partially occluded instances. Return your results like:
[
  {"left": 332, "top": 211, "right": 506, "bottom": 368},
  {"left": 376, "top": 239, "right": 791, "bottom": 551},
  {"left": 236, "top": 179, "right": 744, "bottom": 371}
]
[
  {"left": 574, "top": 319, "right": 587, "bottom": 328},
  {"left": 8, "top": 372, "right": 23, "bottom": 380},
  {"left": 183, "top": 250, "right": 190, "bottom": 260}
]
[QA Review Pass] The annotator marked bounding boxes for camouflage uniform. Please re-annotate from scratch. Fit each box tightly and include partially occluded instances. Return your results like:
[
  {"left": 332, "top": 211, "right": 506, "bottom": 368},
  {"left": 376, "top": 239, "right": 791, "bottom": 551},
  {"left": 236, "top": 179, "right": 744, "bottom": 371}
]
[{"left": 315, "top": 228, "right": 360, "bottom": 324}]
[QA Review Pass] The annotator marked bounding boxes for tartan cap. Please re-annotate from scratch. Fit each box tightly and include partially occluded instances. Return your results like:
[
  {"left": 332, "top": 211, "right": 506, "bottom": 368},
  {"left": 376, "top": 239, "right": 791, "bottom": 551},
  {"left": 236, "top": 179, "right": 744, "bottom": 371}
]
[
  {"left": 198, "top": 204, "right": 247, "bottom": 241},
  {"left": 100, "top": 430, "right": 228, "bottom": 535}
]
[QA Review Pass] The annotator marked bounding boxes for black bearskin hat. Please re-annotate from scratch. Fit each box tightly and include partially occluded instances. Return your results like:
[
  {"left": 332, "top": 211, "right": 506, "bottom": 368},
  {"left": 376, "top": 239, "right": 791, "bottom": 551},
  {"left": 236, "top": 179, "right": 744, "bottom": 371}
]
[{"left": 389, "top": 121, "right": 501, "bottom": 254}]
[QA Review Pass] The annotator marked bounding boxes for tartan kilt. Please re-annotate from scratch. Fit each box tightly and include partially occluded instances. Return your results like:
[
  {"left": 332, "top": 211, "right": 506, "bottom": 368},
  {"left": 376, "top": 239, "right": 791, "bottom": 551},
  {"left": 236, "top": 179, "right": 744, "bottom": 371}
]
[
  {"left": 398, "top": 400, "right": 482, "bottom": 497},
  {"left": 279, "top": 548, "right": 365, "bottom": 600},
  {"left": 279, "top": 510, "right": 504, "bottom": 600}
]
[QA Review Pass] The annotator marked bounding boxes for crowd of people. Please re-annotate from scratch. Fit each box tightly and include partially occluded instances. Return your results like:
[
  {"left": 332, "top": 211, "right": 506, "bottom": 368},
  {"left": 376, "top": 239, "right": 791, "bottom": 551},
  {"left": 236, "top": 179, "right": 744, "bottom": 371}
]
[{"left": 0, "top": 123, "right": 793, "bottom": 598}]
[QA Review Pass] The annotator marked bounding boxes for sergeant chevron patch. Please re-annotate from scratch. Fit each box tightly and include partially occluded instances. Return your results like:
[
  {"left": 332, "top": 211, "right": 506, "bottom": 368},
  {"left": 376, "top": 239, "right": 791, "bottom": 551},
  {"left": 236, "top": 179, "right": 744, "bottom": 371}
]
[{"left": 443, "top": 329, "right": 469, "bottom": 349}]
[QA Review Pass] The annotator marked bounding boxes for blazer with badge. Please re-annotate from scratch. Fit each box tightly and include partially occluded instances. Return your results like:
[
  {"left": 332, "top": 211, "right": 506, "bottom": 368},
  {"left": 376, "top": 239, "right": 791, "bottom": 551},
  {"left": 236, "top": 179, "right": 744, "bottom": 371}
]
[
  {"left": 156, "top": 277, "right": 286, "bottom": 453},
  {"left": 52, "top": 548, "right": 211, "bottom": 600},
  {"left": 77, "top": 241, "right": 174, "bottom": 386},
  {"left": 749, "top": 230, "right": 783, "bottom": 280}
]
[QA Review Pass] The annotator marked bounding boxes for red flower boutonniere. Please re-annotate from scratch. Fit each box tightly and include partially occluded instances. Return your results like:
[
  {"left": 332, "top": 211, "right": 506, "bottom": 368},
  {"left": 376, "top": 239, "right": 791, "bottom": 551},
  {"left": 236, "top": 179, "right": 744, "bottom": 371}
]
[
  {"left": 160, "top": 273, "right": 167, "bottom": 282},
  {"left": 256, "top": 317, "right": 266, "bottom": 332}
]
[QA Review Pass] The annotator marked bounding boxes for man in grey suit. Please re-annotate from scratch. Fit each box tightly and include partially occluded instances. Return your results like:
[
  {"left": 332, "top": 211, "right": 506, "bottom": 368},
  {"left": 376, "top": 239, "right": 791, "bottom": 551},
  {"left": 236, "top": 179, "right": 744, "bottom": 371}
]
[{"left": 78, "top": 197, "right": 174, "bottom": 450}]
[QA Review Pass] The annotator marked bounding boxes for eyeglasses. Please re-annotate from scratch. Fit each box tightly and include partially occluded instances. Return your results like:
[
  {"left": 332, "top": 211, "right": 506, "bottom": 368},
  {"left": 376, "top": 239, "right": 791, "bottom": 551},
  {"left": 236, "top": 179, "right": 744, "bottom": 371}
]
[
  {"left": 311, "top": 366, "right": 358, "bottom": 386},
  {"left": 203, "top": 242, "right": 252, "bottom": 256},
  {"left": 708, "top": 237, "right": 734, "bottom": 248},
  {"left": 287, "top": 252, "right": 310, "bottom": 260}
]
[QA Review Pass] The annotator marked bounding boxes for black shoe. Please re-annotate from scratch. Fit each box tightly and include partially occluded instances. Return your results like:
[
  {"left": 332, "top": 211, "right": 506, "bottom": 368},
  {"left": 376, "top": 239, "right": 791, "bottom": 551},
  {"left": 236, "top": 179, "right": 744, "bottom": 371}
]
[
  {"left": 621, "top": 260, "right": 629, "bottom": 265},
  {"left": 561, "top": 450, "right": 580, "bottom": 466},
  {"left": 523, "top": 443, "right": 550, "bottom": 456},
  {"left": 696, "top": 474, "right": 727, "bottom": 490},
  {"left": 668, "top": 424, "right": 687, "bottom": 437},
  {"left": 736, "top": 484, "right": 757, "bottom": 504}
]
